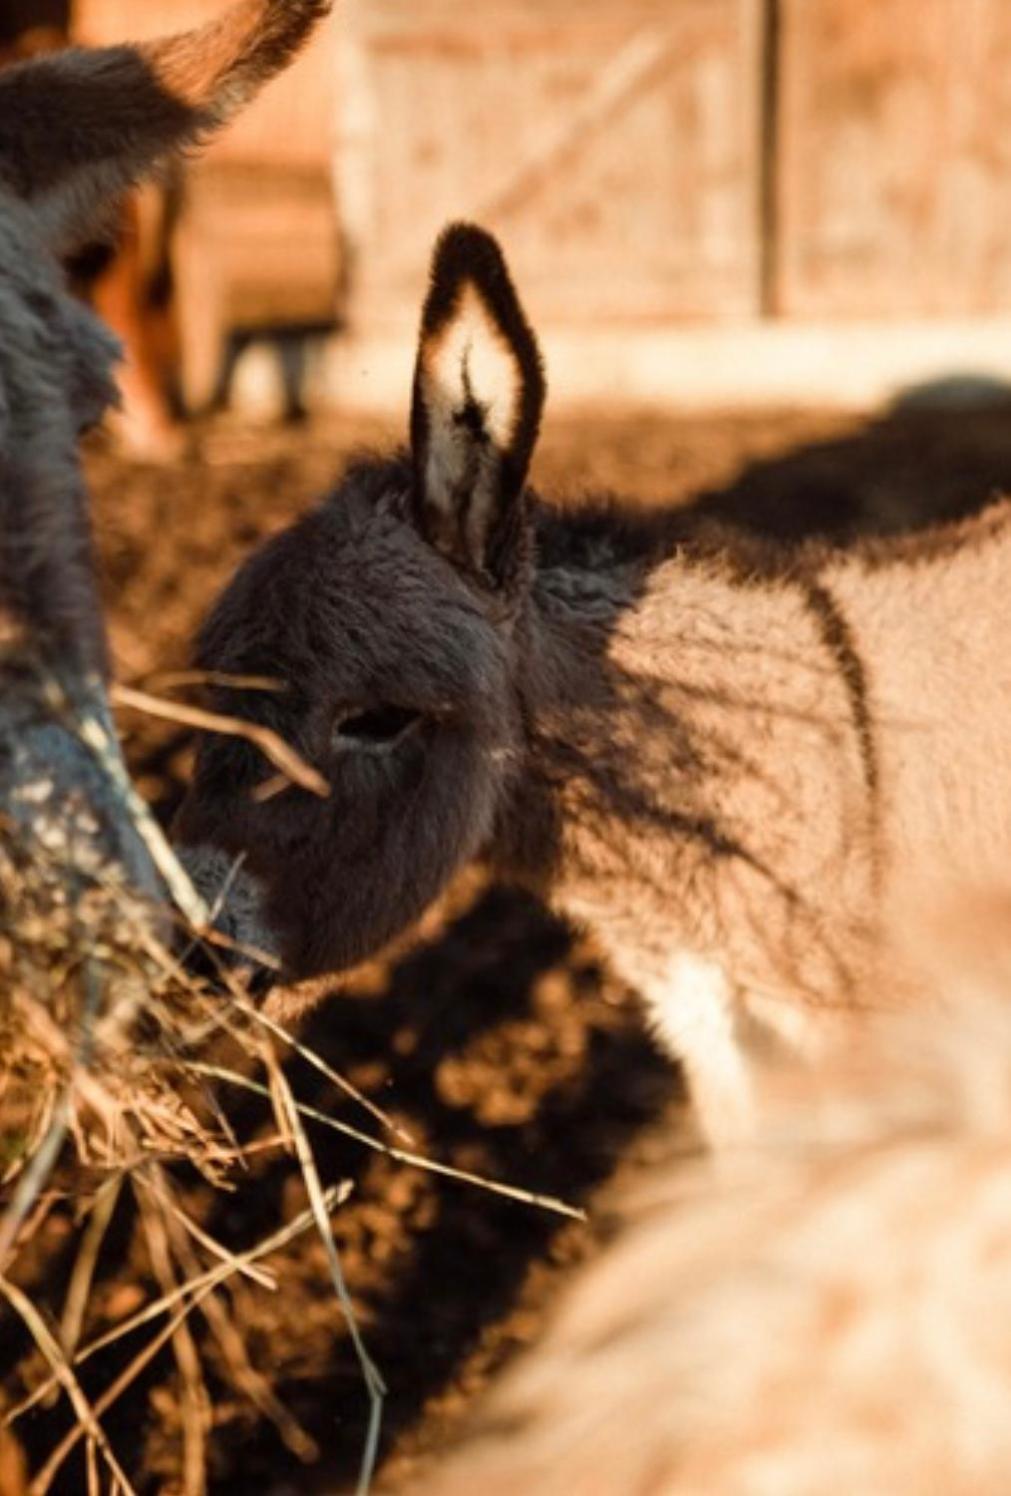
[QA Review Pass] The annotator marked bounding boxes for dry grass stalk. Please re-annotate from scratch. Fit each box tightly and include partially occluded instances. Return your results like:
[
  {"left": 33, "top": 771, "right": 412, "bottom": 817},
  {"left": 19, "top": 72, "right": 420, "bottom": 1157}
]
[
  {"left": 133, "top": 1173, "right": 275, "bottom": 1292},
  {"left": 111, "top": 684, "right": 329, "bottom": 800},
  {"left": 137, "top": 670, "right": 289, "bottom": 696},
  {"left": 157, "top": 1184, "right": 319, "bottom": 1463},
  {"left": 264, "top": 1048, "right": 386, "bottom": 1496},
  {"left": 186, "top": 1060, "right": 587, "bottom": 1222},
  {"left": 0, "top": 815, "right": 335, "bottom": 1487},
  {"left": 11, "top": 1180, "right": 354, "bottom": 1493},
  {"left": 69, "top": 695, "right": 210, "bottom": 931},
  {"left": 227, "top": 990, "right": 416, "bottom": 1146},
  {"left": 139, "top": 1198, "right": 210, "bottom": 1496},
  {"left": 59, "top": 1176, "right": 124, "bottom": 1358},
  {"left": 2, "top": 1184, "right": 351, "bottom": 1432},
  {"left": 0, "top": 1274, "right": 137, "bottom": 1496}
]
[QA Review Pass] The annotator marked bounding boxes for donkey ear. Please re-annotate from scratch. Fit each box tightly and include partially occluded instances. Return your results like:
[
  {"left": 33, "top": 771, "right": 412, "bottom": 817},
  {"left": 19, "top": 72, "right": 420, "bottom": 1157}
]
[
  {"left": 0, "top": 0, "right": 332, "bottom": 253},
  {"left": 409, "top": 223, "right": 546, "bottom": 590}
]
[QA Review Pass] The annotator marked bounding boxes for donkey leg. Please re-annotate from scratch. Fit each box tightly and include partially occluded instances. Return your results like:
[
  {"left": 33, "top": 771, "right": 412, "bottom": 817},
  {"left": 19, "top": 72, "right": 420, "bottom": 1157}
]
[{"left": 644, "top": 951, "right": 756, "bottom": 1147}]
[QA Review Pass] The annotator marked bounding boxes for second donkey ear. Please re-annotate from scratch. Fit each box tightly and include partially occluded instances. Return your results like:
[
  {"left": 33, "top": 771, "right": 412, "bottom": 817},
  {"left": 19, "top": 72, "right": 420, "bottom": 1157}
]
[
  {"left": 0, "top": 0, "right": 331, "bottom": 253},
  {"left": 409, "top": 223, "right": 546, "bottom": 591}
]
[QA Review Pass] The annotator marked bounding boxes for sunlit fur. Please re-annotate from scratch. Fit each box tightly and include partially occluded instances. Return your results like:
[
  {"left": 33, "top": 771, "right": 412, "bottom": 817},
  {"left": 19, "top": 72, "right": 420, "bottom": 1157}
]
[
  {"left": 412, "top": 890, "right": 1011, "bottom": 1496},
  {"left": 410, "top": 226, "right": 544, "bottom": 589}
]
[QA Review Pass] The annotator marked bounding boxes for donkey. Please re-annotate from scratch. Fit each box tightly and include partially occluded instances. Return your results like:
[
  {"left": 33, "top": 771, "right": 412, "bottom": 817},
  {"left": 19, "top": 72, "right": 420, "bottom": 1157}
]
[
  {"left": 412, "top": 890, "right": 1011, "bottom": 1496},
  {"left": 176, "top": 222, "right": 1011, "bottom": 1142},
  {"left": 0, "top": 0, "right": 332, "bottom": 903}
]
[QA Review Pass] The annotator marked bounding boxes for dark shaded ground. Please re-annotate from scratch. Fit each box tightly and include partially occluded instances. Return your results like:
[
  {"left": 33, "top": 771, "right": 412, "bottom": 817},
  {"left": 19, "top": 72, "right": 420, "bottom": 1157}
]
[{"left": 6, "top": 395, "right": 1011, "bottom": 1493}]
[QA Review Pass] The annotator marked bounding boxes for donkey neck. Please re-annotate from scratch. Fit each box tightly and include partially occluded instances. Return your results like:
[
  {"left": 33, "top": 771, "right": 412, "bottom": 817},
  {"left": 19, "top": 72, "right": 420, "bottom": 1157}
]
[
  {"left": 500, "top": 508, "right": 874, "bottom": 904},
  {"left": 503, "top": 494, "right": 1011, "bottom": 936},
  {"left": 520, "top": 499, "right": 678, "bottom": 704},
  {"left": 519, "top": 502, "right": 778, "bottom": 722},
  {"left": 499, "top": 514, "right": 748, "bottom": 879}
]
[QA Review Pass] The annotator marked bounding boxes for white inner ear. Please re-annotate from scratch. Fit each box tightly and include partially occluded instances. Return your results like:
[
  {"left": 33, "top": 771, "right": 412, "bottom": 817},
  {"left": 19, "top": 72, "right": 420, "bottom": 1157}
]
[{"left": 420, "top": 283, "right": 523, "bottom": 563}]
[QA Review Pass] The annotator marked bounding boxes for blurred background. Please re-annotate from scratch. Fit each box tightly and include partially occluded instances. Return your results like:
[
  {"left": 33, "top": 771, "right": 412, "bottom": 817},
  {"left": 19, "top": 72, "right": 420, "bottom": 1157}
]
[{"left": 8, "top": 0, "right": 1011, "bottom": 444}]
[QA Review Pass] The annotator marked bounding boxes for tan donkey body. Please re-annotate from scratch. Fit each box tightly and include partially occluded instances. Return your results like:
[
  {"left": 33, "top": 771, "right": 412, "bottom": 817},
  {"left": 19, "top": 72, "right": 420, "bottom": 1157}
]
[
  {"left": 408, "top": 892, "right": 1011, "bottom": 1496},
  {"left": 532, "top": 507, "right": 1011, "bottom": 1137}
]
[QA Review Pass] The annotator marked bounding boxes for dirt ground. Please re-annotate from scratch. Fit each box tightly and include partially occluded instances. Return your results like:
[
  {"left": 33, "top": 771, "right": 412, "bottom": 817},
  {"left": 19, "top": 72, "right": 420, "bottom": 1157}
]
[{"left": 6, "top": 396, "right": 1011, "bottom": 1493}]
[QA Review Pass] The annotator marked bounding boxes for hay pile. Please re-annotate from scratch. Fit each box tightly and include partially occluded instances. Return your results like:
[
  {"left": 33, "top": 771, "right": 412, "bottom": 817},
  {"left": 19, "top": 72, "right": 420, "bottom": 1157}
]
[
  {"left": 0, "top": 687, "right": 580, "bottom": 1495},
  {"left": 0, "top": 683, "right": 383, "bottom": 1495}
]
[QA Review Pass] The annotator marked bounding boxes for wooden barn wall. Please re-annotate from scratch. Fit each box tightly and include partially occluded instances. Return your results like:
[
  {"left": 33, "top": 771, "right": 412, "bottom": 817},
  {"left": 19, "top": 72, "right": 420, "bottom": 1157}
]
[
  {"left": 71, "top": 0, "right": 1011, "bottom": 330},
  {"left": 338, "top": 0, "right": 763, "bottom": 331},
  {"left": 774, "top": 0, "right": 1011, "bottom": 319}
]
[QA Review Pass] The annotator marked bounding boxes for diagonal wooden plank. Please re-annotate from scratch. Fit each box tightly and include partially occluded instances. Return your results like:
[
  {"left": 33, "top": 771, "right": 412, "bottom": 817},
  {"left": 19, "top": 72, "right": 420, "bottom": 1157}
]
[{"left": 472, "top": 28, "right": 677, "bottom": 225}]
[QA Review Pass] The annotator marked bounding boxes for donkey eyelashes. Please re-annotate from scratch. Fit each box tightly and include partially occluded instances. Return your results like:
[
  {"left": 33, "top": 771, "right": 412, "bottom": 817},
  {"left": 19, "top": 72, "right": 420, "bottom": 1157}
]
[{"left": 331, "top": 703, "right": 423, "bottom": 751}]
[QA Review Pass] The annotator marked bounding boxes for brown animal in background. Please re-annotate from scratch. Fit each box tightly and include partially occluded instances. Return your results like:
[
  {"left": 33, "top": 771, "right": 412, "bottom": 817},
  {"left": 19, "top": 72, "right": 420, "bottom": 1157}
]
[
  {"left": 176, "top": 222, "right": 1011, "bottom": 1142},
  {"left": 74, "top": 184, "right": 185, "bottom": 461},
  {"left": 0, "top": 0, "right": 333, "bottom": 895},
  {"left": 0, "top": 9, "right": 182, "bottom": 461},
  {"left": 403, "top": 889, "right": 1011, "bottom": 1496}
]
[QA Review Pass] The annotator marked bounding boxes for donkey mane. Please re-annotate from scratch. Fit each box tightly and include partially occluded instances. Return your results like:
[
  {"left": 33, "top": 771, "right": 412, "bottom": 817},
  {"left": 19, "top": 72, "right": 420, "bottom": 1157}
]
[
  {"left": 540, "top": 484, "right": 1011, "bottom": 588},
  {"left": 313, "top": 450, "right": 1011, "bottom": 593}
]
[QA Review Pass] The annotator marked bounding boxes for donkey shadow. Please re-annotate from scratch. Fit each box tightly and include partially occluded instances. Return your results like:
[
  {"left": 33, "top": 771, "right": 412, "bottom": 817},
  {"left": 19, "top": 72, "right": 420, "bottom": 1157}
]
[
  {"left": 687, "top": 377, "right": 1011, "bottom": 545},
  {"left": 209, "top": 883, "right": 679, "bottom": 1489}
]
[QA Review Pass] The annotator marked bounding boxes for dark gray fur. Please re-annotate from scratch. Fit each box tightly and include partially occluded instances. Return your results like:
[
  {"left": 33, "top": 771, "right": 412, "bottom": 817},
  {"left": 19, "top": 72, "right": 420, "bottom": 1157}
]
[{"left": 0, "top": 1, "right": 332, "bottom": 907}]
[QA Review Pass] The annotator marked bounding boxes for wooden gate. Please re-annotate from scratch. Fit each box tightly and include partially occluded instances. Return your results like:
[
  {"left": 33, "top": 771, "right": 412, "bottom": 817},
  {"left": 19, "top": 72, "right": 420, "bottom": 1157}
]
[
  {"left": 339, "top": 0, "right": 1011, "bottom": 335},
  {"left": 68, "top": 0, "right": 1011, "bottom": 408},
  {"left": 337, "top": 0, "right": 763, "bottom": 334}
]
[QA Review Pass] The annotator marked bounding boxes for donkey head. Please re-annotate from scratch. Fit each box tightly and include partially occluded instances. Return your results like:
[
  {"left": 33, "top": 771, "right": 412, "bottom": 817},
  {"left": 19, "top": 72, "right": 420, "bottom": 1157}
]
[{"left": 177, "top": 224, "right": 547, "bottom": 976}]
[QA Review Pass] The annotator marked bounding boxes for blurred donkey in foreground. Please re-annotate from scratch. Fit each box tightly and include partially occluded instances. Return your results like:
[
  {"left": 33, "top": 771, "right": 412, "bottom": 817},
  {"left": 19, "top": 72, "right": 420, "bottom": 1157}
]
[
  {"left": 411, "top": 887, "right": 1011, "bottom": 1496},
  {"left": 0, "top": 0, "right": 332, "bottom": 918}
]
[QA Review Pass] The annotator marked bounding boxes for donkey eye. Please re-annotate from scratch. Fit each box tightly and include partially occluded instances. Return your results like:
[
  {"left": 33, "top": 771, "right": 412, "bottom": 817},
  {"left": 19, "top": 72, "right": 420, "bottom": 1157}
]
[{"left": 333, "top": 704, "right": 421, "bottom": 748}]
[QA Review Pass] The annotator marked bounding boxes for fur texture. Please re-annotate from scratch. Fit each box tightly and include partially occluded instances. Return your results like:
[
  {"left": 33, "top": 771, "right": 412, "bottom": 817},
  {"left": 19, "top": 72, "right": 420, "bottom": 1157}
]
[
  {"left": 177, "top": 223, "right": 1011, "bottom": 1140},
  {"left": 0, "top": 1, "right": 331, "bottom": 895},
  {"left": 0, "top": 0, "right": 333, "bottom": 254},
  {"left": 404, "top": 892, "right": 1011, "bottom": 1496},
  {"left": 410, "top": 223, "right": 545, "bottom": 591}
]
